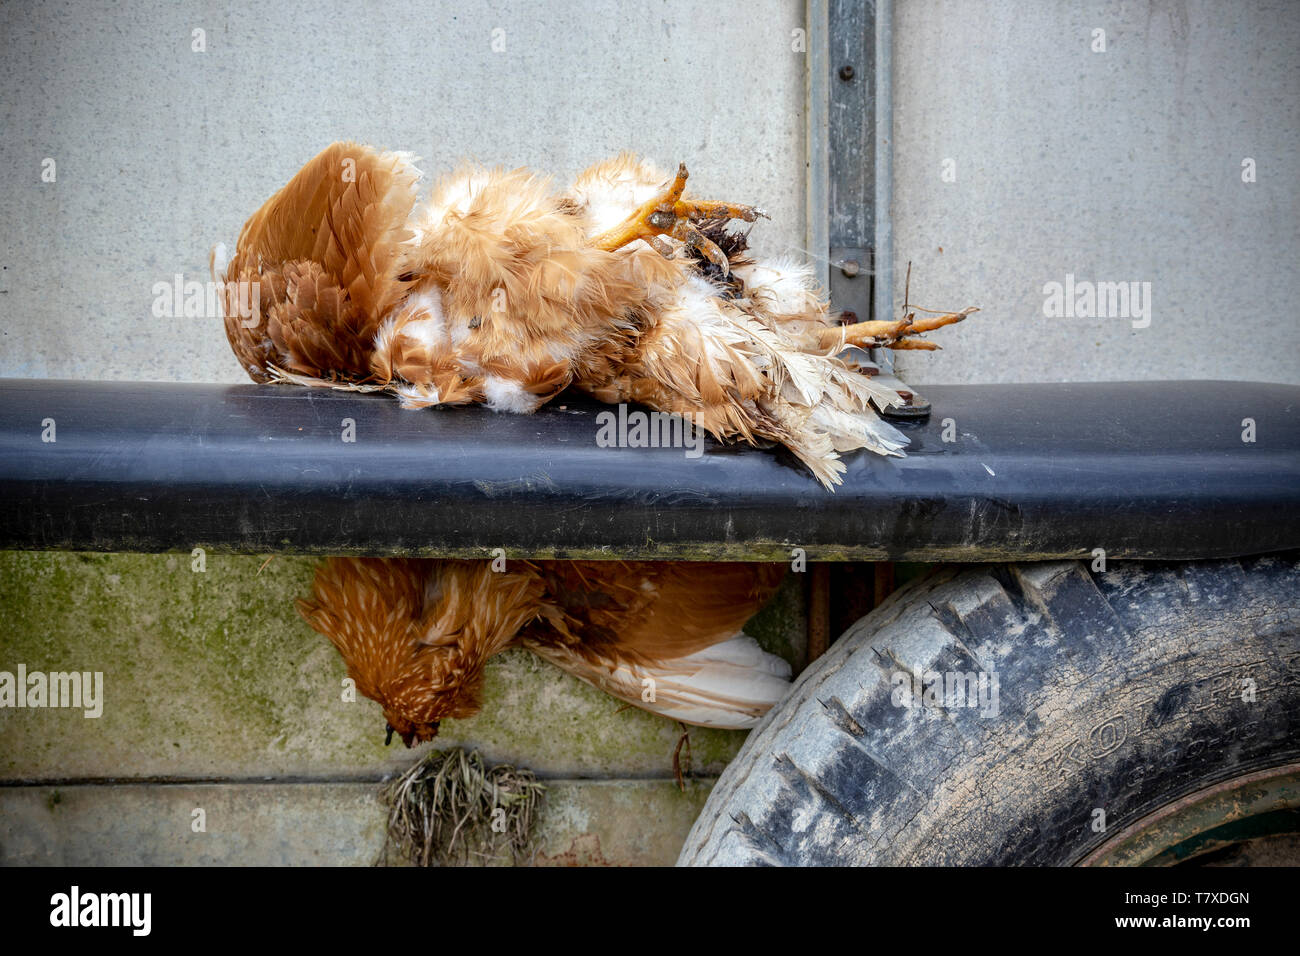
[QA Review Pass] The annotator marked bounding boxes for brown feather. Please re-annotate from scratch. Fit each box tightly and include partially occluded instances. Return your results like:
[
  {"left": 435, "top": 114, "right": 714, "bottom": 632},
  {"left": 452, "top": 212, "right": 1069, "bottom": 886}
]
[
  {"left": 222, "top": 142, "right": 419, "bottom": 381},
  {"left": 524, "top": 561, "right": 786, "bottom": 666},
  {"left": 220, "top": 143, "right": 969, "bottom": 488},
  {"left": 297, "top": 558, "right": 547, "bottom": 745},
  {"left": 296, "top": 558, "right": 785, "bottom": 743}
]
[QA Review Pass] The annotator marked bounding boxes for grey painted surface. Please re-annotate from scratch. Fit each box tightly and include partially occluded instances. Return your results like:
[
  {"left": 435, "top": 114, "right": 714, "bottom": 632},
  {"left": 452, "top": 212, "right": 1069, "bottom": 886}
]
[
  {"left": 0, "top": 0, "right": 806, "bottom": 383},
  {"left": 1, "top": 1, "right": 1294, "bottom": 384},
  {"left": 7, "top": 1, "right": 1292, "bottom": 385},
  {"left": 891, "top": 0, "right": 1300, "bottom": 387}
]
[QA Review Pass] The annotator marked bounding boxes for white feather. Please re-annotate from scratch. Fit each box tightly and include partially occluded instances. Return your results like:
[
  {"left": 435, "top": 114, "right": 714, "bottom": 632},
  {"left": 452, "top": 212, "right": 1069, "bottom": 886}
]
[
  {"left": 733, "top": 256, "right": 824, "bottom": 318},
  {"left": 524, "top": 632, "right": 792, "bottom": 729},
  {"left": 483, "top": 375, "right": 542, "bottom": 414},
  {"left": 569, "top": 158, "right": 668, "bottom": 235}
]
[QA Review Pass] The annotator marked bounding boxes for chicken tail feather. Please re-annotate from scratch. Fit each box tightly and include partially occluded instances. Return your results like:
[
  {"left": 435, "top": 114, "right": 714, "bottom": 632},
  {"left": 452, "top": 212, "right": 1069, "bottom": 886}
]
[{"left": 522, "top": 632, "right": 792, "bottom": 729}]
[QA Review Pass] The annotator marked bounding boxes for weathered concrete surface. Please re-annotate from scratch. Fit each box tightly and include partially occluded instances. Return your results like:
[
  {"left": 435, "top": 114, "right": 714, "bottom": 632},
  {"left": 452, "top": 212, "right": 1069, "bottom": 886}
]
[
  {"left": 892, "top": 0, "right": 1300, "bottom": 387},
  {"left": 0, "top": 548, "right": 799, "bottom": 864},
  {"left": 0, "top": 0, "right": 806, "bottom": 384},
  {"left": 0, "top": 551, "right": 802, "bottom": 781},
  {"left": 0, "top": 779, "right": 714, "bottom": 866}
]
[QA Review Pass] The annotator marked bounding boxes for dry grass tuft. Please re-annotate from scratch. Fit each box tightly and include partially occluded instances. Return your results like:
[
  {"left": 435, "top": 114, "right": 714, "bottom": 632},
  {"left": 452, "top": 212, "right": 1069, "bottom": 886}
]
[{"left": 378, "top": 747, "right": 546, "bottom": 867}]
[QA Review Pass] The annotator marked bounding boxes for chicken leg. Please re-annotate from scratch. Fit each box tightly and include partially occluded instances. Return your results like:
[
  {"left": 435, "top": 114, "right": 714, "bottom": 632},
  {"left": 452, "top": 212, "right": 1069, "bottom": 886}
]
[
  {"left": 811, "top": 307, "right": 980, "bottom": 352},
  {"left": 590, "top": 162, "right": 767, "bottom": 276}
]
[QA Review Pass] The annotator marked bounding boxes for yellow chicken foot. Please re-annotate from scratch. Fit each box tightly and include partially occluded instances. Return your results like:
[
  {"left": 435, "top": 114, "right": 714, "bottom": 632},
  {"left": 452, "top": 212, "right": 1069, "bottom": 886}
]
[
  {"left": 813, "top": 307, "right": 979, "bottom": 351},
  {"left": 592, "top": 163, "right": 767, "bottom": 276},
  {"left": 904, "top": 307, "right": 978, "bottom": 336},
  {"left": 880, "top": 307, "right": 979, "bottom": 350}
]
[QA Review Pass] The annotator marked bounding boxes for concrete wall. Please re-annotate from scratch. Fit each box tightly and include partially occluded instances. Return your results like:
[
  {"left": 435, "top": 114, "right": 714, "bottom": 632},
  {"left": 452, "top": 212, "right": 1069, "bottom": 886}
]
[
  {"left": 0, "top": 551, "right": 804, "bottom": 865},
  {"left": 0, "top": 0, "right": 807, "bottom": 382},
  {"left": 891, "top": 0, "right": 1300, "bottom": 386}
]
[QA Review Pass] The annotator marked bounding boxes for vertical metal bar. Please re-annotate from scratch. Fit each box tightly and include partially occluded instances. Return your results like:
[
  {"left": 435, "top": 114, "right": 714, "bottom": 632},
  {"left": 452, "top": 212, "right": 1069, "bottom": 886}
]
[
  {"left": 873, "top": 561, "right": 896, "bottom": 609},
  {"left": 871, "top": 0, "right": 895, "bottom": 370},
  {"left": 806, "top": 0, "right": 830, "bottom": 294},
  {"left": 827, "top": 0, "right": 875, "bottom": 325},
  {"left": 830, "top": 563, "right": 875, "bottom": 639},
  {"left": 807, "top": 562, "right": 831, "bottom": 662}
]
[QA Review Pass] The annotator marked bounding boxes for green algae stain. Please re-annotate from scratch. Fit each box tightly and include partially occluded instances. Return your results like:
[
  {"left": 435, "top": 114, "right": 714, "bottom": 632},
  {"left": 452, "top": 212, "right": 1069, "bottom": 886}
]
[{"left": 0, "top": 551, "right": 803, "bottom": 782}]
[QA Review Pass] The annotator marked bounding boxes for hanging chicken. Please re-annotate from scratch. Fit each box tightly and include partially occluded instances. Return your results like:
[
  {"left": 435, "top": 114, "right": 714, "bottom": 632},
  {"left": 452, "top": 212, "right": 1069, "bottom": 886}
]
[
  {"left": 296, "top": 557, "right": 791, "bottom": 746},
  {"left": 218, "top": 142, "right": 972, "bottom": 487}
]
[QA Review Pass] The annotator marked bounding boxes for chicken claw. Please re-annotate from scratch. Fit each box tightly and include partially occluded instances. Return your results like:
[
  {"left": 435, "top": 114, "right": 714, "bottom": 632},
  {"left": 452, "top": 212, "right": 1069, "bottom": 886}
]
[
  {"left": 812, "top": 307, "right": 980, "bottom": 351},
  {"left": 592, "top": 162, "right": 767, "bottom": 276}
]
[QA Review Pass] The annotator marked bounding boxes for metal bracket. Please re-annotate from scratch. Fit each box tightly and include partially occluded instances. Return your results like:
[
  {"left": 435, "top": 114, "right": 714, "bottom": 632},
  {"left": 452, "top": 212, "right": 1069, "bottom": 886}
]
[
  {"left": 826, "top": 1, "right": 876, "bottom": 327},
  {"left": 829, "top": 245, "right": 872, "bottom": 323},
  {"left": 822, "top": 1, "right": 927, "bottom": 417}
]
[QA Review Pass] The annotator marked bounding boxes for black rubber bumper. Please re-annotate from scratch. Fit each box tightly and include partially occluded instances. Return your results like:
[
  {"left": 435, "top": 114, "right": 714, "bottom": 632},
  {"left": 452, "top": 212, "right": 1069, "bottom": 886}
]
[{"left": 0, "top": 378, "right": 1296, "bottom": 560}]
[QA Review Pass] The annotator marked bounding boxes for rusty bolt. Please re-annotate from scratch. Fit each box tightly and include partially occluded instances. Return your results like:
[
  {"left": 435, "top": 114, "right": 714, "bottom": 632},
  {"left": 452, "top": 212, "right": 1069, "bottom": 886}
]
[
  {"left": 839, "top": 65, "right": 855, "bottom": 81},
  {"left": 841, "top": 259, "right": 861, "bottom": 277}
]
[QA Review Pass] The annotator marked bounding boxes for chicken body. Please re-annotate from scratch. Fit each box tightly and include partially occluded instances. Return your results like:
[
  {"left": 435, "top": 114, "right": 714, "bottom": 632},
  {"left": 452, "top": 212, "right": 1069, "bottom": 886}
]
[
  {"left": 220, "top": 142, "right": 971, "bottom": 487},
  {"left": 297, "top": 557, "right": 789, "bottom": 746}
]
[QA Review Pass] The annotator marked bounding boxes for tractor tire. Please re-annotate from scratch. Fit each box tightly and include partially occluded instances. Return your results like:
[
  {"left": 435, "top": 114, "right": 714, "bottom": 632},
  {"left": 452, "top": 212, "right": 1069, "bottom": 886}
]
[{"left": 679, "top": 555, "right": 1300, "bottom": 865}]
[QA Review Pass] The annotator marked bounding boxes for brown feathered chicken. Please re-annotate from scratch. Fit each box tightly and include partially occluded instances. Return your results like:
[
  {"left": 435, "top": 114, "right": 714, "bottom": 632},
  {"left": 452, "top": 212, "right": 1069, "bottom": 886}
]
[
  {"left": 296, "top": 557, "right": 789, "bottom": 746},
  {"left": 217, "top": 142, "right": 972, "bottom": 487}
]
